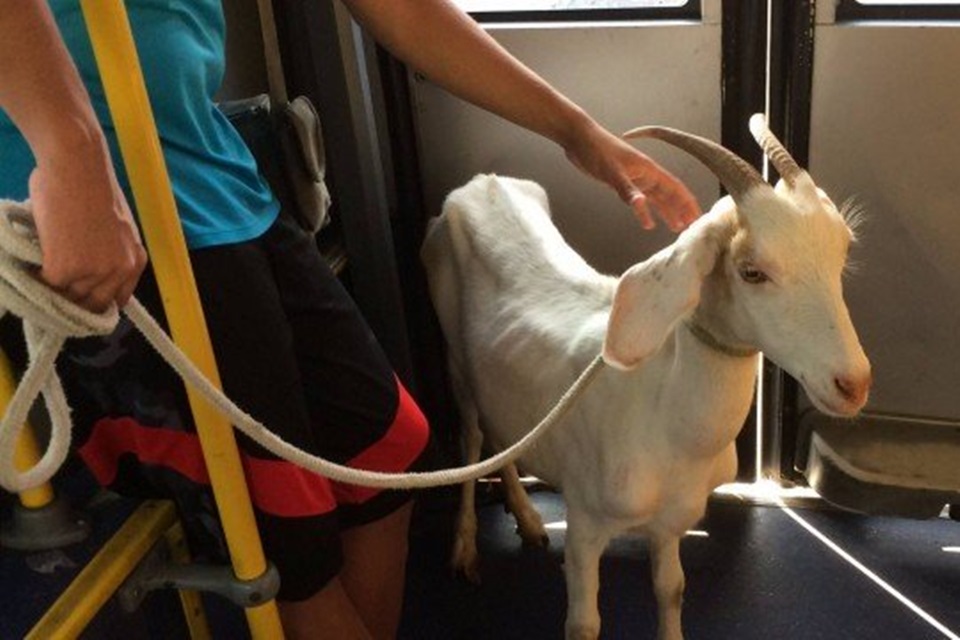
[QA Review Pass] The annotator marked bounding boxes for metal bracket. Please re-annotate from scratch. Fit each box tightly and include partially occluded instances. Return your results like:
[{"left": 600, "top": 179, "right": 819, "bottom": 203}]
[
  {"left": 119, "top": 539, "right": 281, "bottom": 611},
  {"left": 0, "top": 496, "right": 90, "bottom": 551}
]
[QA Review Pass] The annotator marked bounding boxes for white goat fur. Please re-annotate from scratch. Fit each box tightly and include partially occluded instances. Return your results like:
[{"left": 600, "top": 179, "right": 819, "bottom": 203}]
[{"left": 421, "top": 165, "right": 870, "bottom": 639}]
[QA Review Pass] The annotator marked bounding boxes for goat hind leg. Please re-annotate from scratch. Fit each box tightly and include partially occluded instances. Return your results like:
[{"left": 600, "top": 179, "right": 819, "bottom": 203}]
[
  {"left": 500, "top": 463, "right": 548, "bottom": 548},
  {"left": 650, "top": 532, "right": 685, "bottom": 640},
  {"left": 450, "top": 402, "right": 484, "bottom": 583}
]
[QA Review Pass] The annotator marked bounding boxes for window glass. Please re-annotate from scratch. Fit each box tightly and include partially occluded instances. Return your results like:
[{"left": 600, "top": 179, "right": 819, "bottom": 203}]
[
  {"left": 837, "top": 0, "right": 960, "bottom": 19},
  {"left": 452, "top": 1, "right": 687, "bottom": 12},
  {"left": 856, "top": 0, "right": 959, "bottom": 4}
]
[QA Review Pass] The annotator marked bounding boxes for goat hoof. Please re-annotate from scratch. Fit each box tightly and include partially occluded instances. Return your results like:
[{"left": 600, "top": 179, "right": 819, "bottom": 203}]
[
  {"left": 450, "top": 542, "right": 482, "bottom": 584},
  {"left": 517, "top": 527, "right": 550, "bottom": 549},
  {"left": 451, "top": 558, "right": 482, "bottom": 585},
  {"left": 465, "top": 562, "right": 482, "bottom": 584},
  {"left": 565, "top": 624, "right": 600, "bottom": 640}
]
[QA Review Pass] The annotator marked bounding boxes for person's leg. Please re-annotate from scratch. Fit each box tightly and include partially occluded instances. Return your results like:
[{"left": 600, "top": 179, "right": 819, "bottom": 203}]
[
  {"left": 190, "top": 230, "right": 379, "bottom": 637},
  {"left": 277, "top": 577, "right": 373, "bottom": 640},
  {"left": 262, "top": 211, "right": 431, "bottom": 636},
  {"left": 339, "top": 501, "right": 414, "bottom": 640}
]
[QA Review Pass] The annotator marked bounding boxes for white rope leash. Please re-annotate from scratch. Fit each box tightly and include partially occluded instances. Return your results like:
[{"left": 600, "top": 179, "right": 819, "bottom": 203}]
[
  {"left": 0, "top": 200, "right": 120, "bottom": 492},
  {"left": 0, "top": 200, "right": 605, "bottom": 493}
]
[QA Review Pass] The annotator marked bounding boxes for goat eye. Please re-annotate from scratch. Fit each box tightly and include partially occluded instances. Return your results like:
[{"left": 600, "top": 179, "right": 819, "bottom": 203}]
[{"left": 738, "top": 264, "right": 769, "bottom": 284}]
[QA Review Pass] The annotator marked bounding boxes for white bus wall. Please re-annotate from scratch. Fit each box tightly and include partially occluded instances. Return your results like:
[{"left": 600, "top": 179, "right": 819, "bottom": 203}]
[
  {"left": 410, "top": 21, "right": 722, "bottom": 276},
  {"left": 809, "top": 25, "right": 960, "bottom": 420}
]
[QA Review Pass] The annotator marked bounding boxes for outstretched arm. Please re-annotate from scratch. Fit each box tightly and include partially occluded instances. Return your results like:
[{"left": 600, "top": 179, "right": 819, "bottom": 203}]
[
  {"left": 0, "top": 1, "right": 146, "bottom": 312},
  {"left": 340, "top": 0, "right": 701, "bottom": 230}
]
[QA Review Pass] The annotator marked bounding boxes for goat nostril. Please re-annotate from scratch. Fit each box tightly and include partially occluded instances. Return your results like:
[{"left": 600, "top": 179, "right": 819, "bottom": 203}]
[
  {"left": 834, "top": 376, "right": 856, "bottom": 401},
  {"left": 835, "top": 375, "right": 869, "bottom": 403}
]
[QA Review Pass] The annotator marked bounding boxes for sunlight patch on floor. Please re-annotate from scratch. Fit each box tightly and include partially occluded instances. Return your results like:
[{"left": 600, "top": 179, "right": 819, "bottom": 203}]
[
  {"left": 543, "top": 520, "right": 709, "bottom": 538},
  {"left": 714, "top": 479, "right": 821, "bottom": 502}
]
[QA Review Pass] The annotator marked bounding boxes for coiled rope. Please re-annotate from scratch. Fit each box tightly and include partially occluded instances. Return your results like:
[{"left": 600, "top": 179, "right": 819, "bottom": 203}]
[{"left": 0, "top": 199, "right": 605, "bottom": 493}]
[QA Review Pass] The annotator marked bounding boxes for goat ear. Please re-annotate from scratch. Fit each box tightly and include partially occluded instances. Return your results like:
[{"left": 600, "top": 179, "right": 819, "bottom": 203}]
[{"left": 602, "top": 222, "right": 724, "bottom": 370}]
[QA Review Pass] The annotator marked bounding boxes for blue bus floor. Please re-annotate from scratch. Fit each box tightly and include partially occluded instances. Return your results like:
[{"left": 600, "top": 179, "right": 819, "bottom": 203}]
[
  {"left": 399, "top": 487, "right": 960, "bottom": 640},
  {"left": 3, "top": 483, "right": 958, "bottom": 638}
]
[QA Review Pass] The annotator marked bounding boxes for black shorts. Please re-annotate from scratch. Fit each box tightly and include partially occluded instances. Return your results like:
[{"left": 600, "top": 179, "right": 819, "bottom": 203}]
[{"left": 63, "top": 211, "right": 431, "bottom": 601}]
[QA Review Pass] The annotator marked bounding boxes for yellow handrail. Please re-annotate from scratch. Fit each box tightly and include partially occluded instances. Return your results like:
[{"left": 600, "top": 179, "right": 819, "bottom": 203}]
[
  {"left": 27, "top": 501, "right": 179, "bottom": 640},
  {"left": 79, "top": 1, "right": 284, "bottom": 636}
]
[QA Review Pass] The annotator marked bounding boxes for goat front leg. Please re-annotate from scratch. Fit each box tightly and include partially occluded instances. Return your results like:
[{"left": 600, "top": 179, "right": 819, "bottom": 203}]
[
  {"left": 500, "top": 463, "right": 548, "bottom": 548},
  {"left": 450, "top": 405, "right": 483, "bottom": 583},
  {"left": 650, "top": 532, "right": 685, "bottom": 640},
  {"left": 563, "top": 509, "right": 609, "bottom": 640}
]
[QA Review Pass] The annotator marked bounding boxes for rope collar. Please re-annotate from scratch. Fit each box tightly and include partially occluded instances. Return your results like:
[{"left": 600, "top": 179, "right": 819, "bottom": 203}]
[{"left": 683, "top": 318, "right": 758, "bottom": 359}]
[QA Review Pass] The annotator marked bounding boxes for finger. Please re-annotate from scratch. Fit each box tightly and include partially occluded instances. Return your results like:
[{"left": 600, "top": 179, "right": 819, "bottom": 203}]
[
  {"left": 116, "top": 249, "right": 148, "bottom": 310},
  {"left": 624, "top": 158, "right": 698, "bottom": 221},
  {"left": 61, "top": 287, "right": 111, "bottom": 314},
  {"left": 619, "top": 140, "right": 701, "bottom": 229},
  {"left": 615, "top": 170, "right": 656, "bottom": 230},
  {"left": 641, "top": 177, "right": 700, "bottom": 232},
  {"left": 115, "top": 276, "right": 140, "bottom": 310},
  {"left": 660, "top": 174, "right": 701, "bottom": 224},
  {"left": 72, "top": 285, "right": 114, "bottom": 314},
  {"left": 78, "top": 270, "right": 137, "bottom": 313},
  {"left": 48, "top": 273, "right": 113, "bottom": 314},
  {"left": 636, "top": 181, "right": 686, "bottom": 232},
  {"left": 627, "top": 191, "right": 656, "bottom": 230},
  {"left": 662, "top": 181, "right": 701, "bottom": 227}
]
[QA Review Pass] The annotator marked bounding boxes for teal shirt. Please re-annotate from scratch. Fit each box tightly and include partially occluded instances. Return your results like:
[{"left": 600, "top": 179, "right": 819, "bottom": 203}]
[{"left": 0, "top": 0, "right": 279, "bottom": 249}]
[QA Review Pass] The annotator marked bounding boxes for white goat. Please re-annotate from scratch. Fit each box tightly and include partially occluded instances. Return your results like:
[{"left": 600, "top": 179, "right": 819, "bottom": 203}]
[{"left": 420, "top": 115, "right": 871, "bottom": 640}]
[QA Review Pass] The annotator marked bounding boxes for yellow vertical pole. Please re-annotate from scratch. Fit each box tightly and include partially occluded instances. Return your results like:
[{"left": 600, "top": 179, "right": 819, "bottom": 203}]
[
  {"left": 79, "top": 1, "right": 283, "bottom": 636},
  {"left": 12, "top": 428, "right": 54, "bottom": 508},
  {"left": 0, "top": 351, "right": 54, "bottom": 509}
]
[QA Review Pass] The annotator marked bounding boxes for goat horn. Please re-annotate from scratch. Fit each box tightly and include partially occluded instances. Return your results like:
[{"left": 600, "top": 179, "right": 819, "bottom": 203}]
[
  {"left": 623, "top": 125, "right": 767, "bottom": 203},
  {"left": 748, "top": 113, "right": 804, "bottom": 187}
]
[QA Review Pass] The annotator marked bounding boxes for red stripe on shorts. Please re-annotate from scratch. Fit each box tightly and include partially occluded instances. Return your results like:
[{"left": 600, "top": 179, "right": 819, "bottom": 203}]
[
  {"left": 332, "top": 378, "right": 431, "bottom": 504},
  {"left": 78, "top": 417, "right": 337, "bottom": 518}
]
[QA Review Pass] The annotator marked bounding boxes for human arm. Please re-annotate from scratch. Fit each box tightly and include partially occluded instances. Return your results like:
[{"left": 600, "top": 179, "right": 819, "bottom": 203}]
[
  {"left": 339, "top": 0, "right": 700, "bottom": 230},
  {"left": 0, "top": 1, "right": 146, "bottom": 312}
]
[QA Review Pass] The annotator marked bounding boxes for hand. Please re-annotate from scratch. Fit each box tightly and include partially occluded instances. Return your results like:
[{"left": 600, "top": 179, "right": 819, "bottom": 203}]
[
  {"left": 29, "top": 138, "right": 147, "bottom": 313},
  {"left": 562, "top": 119, "right": 701, "bottom": 232}
]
